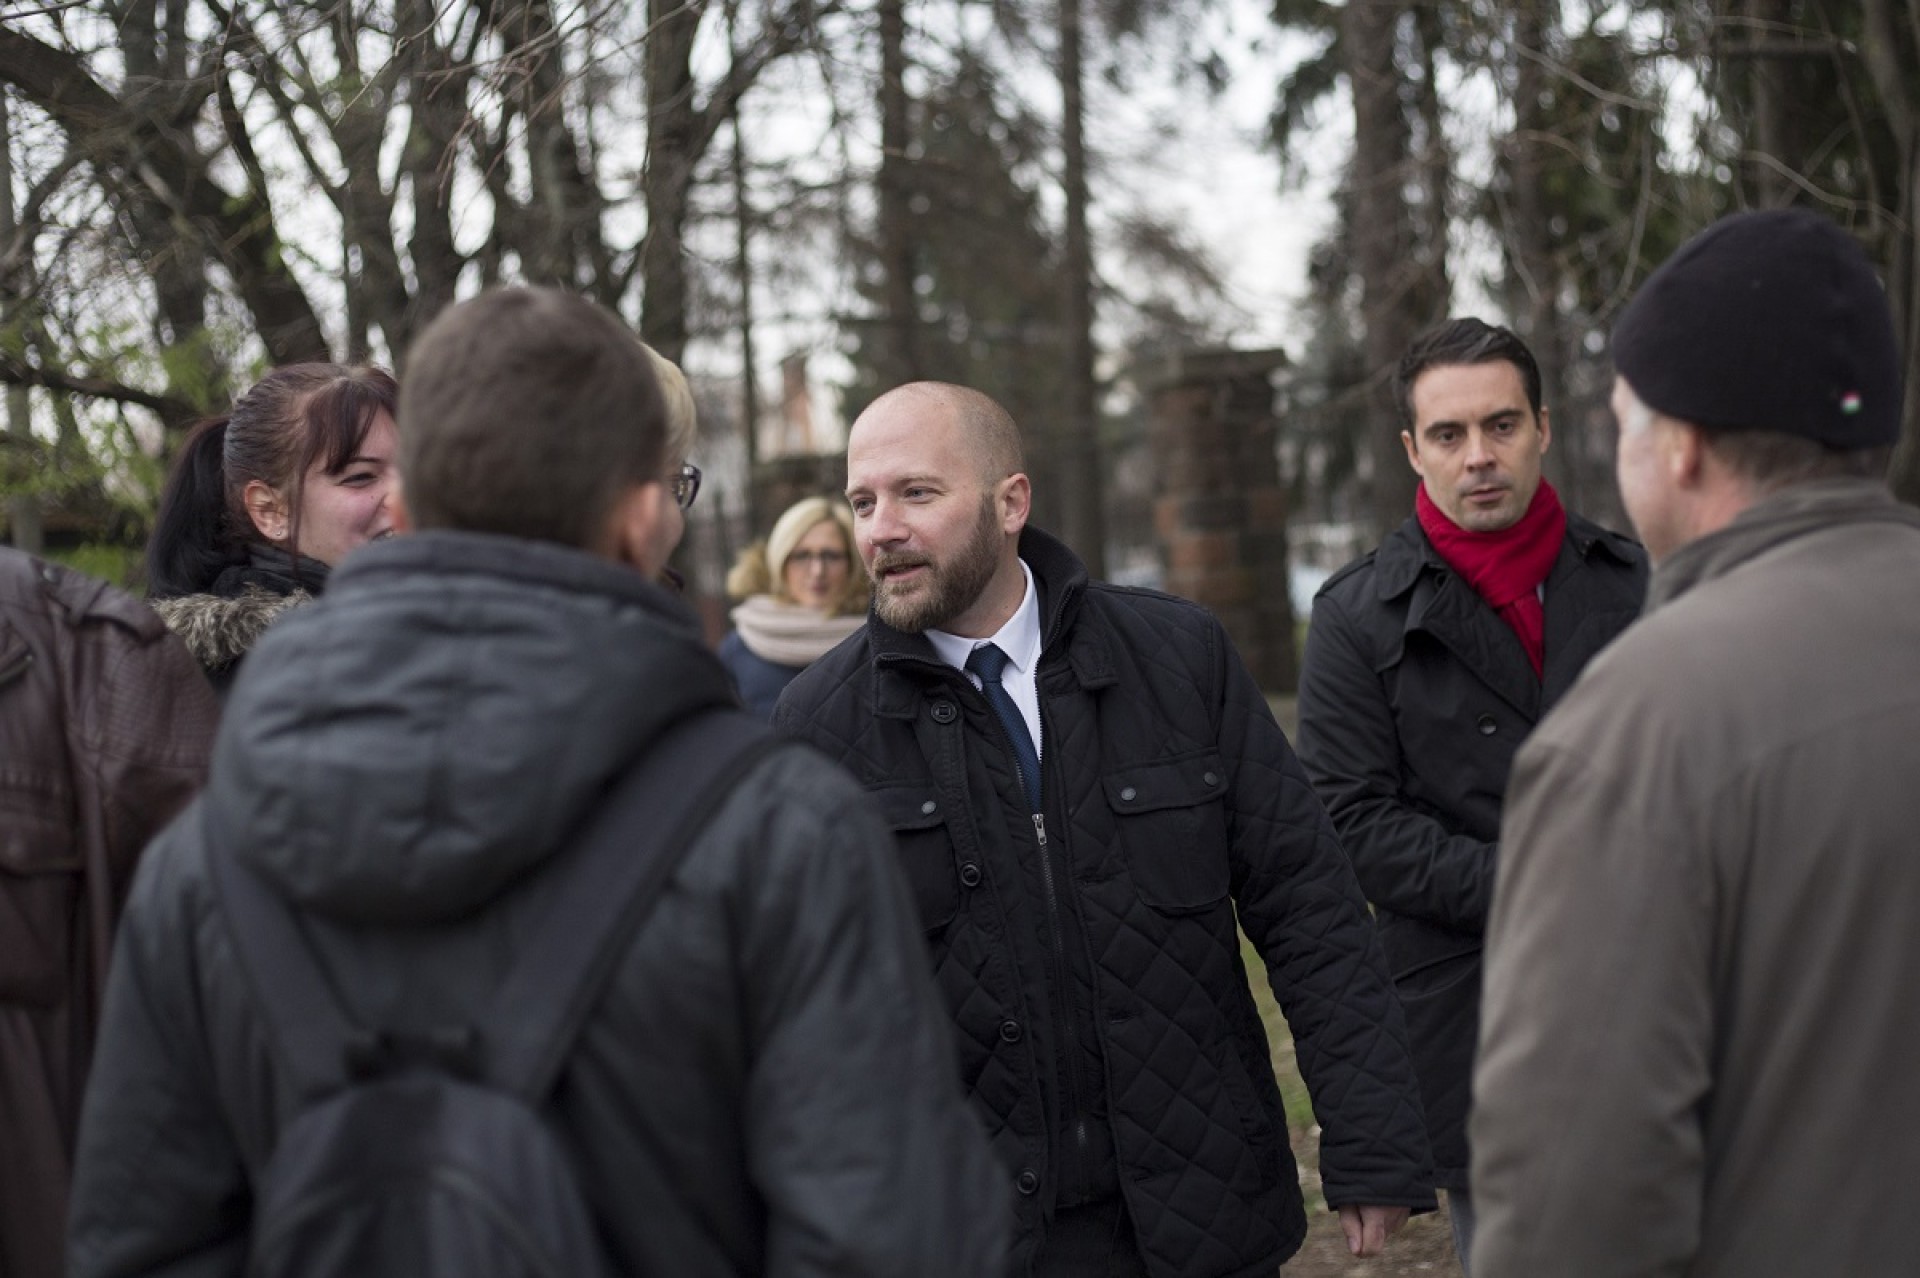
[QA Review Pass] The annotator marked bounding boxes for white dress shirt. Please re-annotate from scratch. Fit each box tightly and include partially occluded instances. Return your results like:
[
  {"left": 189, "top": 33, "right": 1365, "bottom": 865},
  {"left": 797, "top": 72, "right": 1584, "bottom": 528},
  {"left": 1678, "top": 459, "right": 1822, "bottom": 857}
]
[{"left": 926, "top": 558, "right": 1044, "bottom": 759}]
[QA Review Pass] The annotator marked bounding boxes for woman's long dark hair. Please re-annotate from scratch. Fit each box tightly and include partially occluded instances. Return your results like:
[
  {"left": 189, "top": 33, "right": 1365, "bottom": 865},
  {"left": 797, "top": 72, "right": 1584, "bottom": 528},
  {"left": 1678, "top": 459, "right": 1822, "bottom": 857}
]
[{"left": 146, "top": 364, "right": 398, "bottom": 598}]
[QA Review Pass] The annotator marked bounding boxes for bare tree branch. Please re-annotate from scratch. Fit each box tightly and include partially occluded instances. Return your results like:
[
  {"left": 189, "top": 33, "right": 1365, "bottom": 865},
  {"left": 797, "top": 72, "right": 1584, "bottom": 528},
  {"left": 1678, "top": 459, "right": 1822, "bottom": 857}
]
[
  {"left": 0, "top": 26, "right": 328, "bottom": 362},
  {"left": 0, "top": 351, "right": 196, "bottom": 420}
]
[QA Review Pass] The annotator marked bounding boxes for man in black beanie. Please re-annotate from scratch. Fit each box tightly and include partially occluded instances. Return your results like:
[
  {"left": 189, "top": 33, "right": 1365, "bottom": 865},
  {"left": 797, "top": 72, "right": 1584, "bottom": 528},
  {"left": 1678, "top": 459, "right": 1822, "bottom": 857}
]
[{"left": 1471, "top": 206, "right": 1920, "bottom": 1278}]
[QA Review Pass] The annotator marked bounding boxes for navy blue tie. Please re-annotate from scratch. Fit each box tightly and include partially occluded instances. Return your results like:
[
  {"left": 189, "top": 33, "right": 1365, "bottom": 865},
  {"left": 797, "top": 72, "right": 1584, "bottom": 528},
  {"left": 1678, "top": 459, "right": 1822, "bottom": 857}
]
[{"left": 966, "top": 642, "right": 1041, "bottom": 813}]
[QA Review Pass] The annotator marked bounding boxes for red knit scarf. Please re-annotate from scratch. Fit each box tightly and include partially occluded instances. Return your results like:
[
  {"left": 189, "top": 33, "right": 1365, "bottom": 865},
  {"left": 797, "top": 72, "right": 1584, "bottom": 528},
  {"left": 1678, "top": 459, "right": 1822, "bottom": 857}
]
[{"left": 1415, "top": 480, "right": 1566, "bottom": 678}]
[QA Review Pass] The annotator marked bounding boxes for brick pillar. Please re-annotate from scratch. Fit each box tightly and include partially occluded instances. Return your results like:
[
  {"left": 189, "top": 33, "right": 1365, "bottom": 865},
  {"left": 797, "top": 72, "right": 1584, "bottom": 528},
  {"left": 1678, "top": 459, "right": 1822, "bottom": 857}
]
[{"left": 1137, "top": 347, "right": 1297, "bottom": 693}]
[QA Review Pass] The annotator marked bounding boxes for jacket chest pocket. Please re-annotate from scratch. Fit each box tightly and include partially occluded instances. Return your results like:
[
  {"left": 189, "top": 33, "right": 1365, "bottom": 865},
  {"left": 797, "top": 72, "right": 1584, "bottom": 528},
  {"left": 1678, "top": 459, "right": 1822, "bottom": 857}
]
[
  {"left": 873, "top": 784, "right": 959, "bottom": 933},
  {"left": 0, "top": 626, "right": 83, "bottom": 1006},
  {"left": 1103, "top": 752, "right": 1231, "bottom": 913}
]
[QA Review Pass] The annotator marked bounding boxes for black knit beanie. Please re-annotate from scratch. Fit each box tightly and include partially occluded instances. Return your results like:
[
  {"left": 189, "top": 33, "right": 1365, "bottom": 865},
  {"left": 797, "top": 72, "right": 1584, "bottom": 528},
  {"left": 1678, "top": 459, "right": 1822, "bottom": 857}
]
[{"left": 1612, "top": 208, "right": 1902, "bottom": 448}]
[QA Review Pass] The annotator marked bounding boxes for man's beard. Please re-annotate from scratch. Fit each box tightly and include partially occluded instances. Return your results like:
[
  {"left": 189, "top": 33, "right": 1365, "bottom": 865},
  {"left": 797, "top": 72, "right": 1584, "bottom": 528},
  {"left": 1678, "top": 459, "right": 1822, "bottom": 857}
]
[{"left": 871, "top": 496, "right": 1002, "bottom": 634}]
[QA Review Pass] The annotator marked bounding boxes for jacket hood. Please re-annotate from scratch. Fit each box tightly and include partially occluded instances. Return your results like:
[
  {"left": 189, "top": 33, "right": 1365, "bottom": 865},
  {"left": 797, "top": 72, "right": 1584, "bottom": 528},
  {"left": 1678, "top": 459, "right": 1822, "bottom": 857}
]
[{"left": 203, "top": 531, "right": 737, "bottom": 925}]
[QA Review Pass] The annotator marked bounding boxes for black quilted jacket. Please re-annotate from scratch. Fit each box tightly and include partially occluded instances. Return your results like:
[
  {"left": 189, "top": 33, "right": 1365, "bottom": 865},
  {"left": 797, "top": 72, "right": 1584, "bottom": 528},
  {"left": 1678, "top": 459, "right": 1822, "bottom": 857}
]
[{"left": 774, "top": 527, "right": 1434, "bottom": 1278}]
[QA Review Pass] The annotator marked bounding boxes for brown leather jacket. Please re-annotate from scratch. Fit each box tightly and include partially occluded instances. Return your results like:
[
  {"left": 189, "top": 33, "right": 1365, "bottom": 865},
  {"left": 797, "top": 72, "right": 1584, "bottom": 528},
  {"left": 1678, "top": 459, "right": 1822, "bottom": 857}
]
[{"left": 0, "top": 548, "right": 218, "bottom": 1278}]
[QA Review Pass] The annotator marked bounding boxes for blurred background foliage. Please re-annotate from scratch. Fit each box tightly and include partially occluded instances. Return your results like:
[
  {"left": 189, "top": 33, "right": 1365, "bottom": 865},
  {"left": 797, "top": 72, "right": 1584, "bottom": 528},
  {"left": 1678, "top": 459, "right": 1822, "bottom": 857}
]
[{"left": 3, "top": 0, "right": 1917, "bottom": 591}]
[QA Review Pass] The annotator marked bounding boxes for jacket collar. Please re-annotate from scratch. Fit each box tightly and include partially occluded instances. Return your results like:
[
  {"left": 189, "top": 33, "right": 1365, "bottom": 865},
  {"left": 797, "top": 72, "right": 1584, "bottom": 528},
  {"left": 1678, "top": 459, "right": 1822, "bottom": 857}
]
[
  {"left": 868, "top": 525, "right": 1114, "bottom": 717},
  {"left": 1372, "top": 510, "right": 1634, "bottom": 603},
  {"left": 1373, "top": 511, "right": 1641, "bottom": 719},
  {"left": 330, "top": 528, "right": 701, "bottom": 629},
  {"left": 1649, "top": 478, "right": 1920, "bottom": 611}
]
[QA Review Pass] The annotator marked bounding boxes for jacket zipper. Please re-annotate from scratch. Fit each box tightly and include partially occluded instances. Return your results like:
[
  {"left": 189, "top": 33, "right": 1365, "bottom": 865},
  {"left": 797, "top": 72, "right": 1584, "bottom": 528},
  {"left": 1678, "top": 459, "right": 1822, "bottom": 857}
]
[
  {"left": 940, "top": 652, "right": 1096, "bottom": 1193},
  {"left": 1029, "top": 736, "right": 1092, "bottom": 1187}
]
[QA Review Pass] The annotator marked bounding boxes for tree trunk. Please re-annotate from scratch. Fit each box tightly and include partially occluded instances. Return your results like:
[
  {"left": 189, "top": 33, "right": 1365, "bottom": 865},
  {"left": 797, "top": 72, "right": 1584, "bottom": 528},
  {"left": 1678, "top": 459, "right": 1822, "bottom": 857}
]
[
  {"left": 731, "top": 103, "right": 761, "bottom": 529},
  {"left": 500, "top": 0, "right": 611, "bottom": 293},
  {"left": 1507, "top": 0, "right": 1574, "bottom": 508},
  {"left": 876, "top": 0, "right": 921, "bottom": 387},
  {"left": 1342, "top": 0, "right": 1424, "bottom": 539},
  {"left": 1739, "top": 0, "right": 1798, "bottom": 206},
  {"left": 120, "top": 0, "right": 218, "bottom": 410},
  {"left": 1057, "top": 0, "right": 1106, "bottom": 577},
  {"left": 400, "top": 0, "right": 465, "bottom": 359},
  {"left": 642, "top": 0, "right": 702, "bottom": 362},
  {"left": 1857, "top": 0, "right": 1920, "bottom": 505},
  {"left": 0, "top": 92, "right": 42, "bottom": 553}
]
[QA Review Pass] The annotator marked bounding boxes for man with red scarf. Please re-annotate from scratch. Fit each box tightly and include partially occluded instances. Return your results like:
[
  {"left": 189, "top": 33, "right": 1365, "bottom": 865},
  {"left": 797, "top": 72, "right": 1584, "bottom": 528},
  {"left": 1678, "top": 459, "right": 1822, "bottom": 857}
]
[{"left": 1294, "top": 318, "right": 1648, "bottom": 1273}]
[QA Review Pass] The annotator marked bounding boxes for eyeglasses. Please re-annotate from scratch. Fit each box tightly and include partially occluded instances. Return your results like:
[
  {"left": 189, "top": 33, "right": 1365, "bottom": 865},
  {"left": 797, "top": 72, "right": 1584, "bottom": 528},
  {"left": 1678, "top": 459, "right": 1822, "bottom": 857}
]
[
  {"left": 670, "top": 462, "right": 702, "bottom": 511},
  {"left": 787, "top": 549, "right": 849, "bottom": 568}
]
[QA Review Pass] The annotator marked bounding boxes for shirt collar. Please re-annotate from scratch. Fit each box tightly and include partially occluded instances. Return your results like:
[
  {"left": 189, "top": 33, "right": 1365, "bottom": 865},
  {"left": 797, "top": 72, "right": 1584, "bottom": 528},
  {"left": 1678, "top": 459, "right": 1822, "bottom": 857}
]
[{"left": 926, "top": 558, "right": 1042, "bottom": 676}]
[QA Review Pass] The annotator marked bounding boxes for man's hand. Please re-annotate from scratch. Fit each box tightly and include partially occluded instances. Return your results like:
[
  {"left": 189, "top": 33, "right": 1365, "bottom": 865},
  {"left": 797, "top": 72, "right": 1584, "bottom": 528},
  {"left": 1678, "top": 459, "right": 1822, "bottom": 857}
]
[{"left": 1337, "top": 1204, "right": 1411, "bottom": 1258}]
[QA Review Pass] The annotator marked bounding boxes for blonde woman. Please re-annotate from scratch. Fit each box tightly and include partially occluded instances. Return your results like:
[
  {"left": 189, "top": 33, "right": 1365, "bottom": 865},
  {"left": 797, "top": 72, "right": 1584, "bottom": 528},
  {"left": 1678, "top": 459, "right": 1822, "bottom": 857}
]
[{"left": 718, "top": 496, "right": 868, "bottom": 719}]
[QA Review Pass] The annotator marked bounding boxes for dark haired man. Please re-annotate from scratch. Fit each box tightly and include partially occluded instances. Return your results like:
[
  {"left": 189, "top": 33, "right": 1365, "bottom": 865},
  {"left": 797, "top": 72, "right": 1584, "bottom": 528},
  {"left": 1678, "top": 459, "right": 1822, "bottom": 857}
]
[
  {"left": 775, "top": 381, "right": 1435, "bottom": 1278},
  {"left": 1473, "top": 209, "right": 1920, "bottom": 1277},
  {"left": 1295, "top": 318, "right": 1647, "bottom": 1269},
  {"left": 67, "top": 288, "right": 1005, "bottom": 1278}
]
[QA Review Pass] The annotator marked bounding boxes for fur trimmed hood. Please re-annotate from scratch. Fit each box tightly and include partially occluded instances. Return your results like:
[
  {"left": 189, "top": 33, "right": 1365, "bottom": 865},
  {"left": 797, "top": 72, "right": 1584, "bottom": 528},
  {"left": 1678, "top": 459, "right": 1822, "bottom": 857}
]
[{"left": 153, "top": 586, "right": 312, "bottom": 676}]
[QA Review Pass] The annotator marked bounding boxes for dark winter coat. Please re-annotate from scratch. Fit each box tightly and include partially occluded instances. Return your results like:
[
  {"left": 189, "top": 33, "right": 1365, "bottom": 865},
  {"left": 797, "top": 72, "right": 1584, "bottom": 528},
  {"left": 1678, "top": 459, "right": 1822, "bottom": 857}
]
[
  {"left": 150, "top": 546, "right": 327, "bottom": 694},
  {"left": 717, "top": 630, "right": 803, "bottom": 720},
  {"left": 66, "top": 532, "right": 1008, "bottom": 1278},
  {"left": 1295, "top": 512, "right": 1646, "bottom": 1189},
  {"left": 0, "top": 549, "right": 218, "bottom": 1278},
  {"left": 773, "top": 526, "right": 1434, "bottom": 1278}
]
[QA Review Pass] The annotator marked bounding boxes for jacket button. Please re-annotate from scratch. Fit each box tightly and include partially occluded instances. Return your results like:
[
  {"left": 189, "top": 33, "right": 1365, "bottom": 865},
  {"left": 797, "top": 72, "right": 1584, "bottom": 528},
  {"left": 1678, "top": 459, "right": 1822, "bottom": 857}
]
[
  {"left": 931, "top": 700, "right": 957, "bottom": 724},
  {"left": 998, "top": 1019, "right": 1023, "bottom": 1043},
  {"left": 1016, "top": 1169, "right": 1040, "bottom": 1195},
  {"left": 1202, "top": 771, "right": 1219, "bottom": 787},
  {"left": 1476, "top": 714, "right": 1498, "bottom": 736},
  {"left": 1119, "top": 786, "right": 1137, "bottom": 802},
  {"left": 920, "top": 799, "right": 938, "bottom": 816},
  {"left": 959, "top": 862, "right": 982, "bottom": 888}
]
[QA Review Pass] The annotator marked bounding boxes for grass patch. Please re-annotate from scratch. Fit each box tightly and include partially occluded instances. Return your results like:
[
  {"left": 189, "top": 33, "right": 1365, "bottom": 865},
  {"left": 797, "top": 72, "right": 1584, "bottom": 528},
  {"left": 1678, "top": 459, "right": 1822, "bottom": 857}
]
[{"left": 1240, "top": 926, "right": 1325, "bottom": 1213}]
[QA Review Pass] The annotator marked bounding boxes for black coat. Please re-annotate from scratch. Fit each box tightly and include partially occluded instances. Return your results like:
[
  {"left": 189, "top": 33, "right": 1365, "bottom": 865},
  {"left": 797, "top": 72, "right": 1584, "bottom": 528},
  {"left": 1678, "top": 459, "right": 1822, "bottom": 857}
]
[
  {"left": 1295, "top": 512, "right": 1646, "bottom": 1189},
  {"left": 67, "top": 532, "right": 1007, "bottom": 1278},
  {"left": 716, "top": 630, "right": 803, "bottom": 721},
  {"left": 774, "top": 527, "right": 1434, "bottom": 1278}
]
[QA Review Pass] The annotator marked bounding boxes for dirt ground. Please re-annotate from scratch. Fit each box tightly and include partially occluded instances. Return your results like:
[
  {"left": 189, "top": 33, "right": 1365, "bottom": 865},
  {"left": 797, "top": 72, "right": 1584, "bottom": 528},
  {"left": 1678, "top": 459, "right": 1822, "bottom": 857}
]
[{"left": 1281, "top": 1206, "right": 1461, "bottom": 1278}]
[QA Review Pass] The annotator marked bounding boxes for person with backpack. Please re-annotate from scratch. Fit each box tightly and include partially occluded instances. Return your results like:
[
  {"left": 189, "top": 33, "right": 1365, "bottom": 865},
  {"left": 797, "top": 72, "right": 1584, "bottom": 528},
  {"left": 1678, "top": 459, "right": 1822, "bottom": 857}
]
[{"left": 65, "top": 287, "right": 1008, "bottom": 1278}]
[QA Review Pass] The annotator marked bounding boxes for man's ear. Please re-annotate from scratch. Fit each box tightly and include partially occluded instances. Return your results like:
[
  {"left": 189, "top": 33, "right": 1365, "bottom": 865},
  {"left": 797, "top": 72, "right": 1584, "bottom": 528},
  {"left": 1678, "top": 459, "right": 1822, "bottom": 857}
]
[
  {"left": 1536, "top": 406, "right": 1552, "bottom": 455},
  {"left": 999, "top": 472, "right": 1032, "bottom": 535},
  {"left": 603, "top": 481, "right": 671, "bottom": 575},
  {"left": 1400, "top": 429, "right": 1424, "bottom": 478},
  {"left": 1669, "top": 420, "right": 1707, "bottom": 488},
  {"left": 242, "top": 480, "right": 289, "bottom": 543}
]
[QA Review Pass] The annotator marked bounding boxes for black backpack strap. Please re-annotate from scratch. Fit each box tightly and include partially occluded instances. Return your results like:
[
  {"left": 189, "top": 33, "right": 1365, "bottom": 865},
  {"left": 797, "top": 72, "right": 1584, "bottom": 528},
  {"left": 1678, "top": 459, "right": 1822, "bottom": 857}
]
[
  {"left": 485, "top": 708, "right": 779, "bottom": 1098},
  {"left": 210, "top": 708, "right": 782, "bottom": 1103},
  {"left": 209, "top": 818, "right": 369, "bottom": 1100}
]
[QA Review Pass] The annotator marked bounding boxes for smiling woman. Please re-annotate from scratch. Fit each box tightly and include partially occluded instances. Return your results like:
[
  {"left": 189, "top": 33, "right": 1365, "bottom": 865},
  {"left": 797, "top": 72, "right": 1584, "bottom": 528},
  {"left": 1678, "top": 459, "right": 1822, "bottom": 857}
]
[{"left": 145, "top": 364, "right": 400, "bottom": 694}]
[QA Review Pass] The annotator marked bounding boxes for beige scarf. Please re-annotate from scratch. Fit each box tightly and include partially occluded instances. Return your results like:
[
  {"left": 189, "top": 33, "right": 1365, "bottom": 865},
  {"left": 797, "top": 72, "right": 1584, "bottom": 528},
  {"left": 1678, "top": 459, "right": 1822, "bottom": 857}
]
[{"left": 731, "top": 594, "right": 865, "bottom": 666}]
